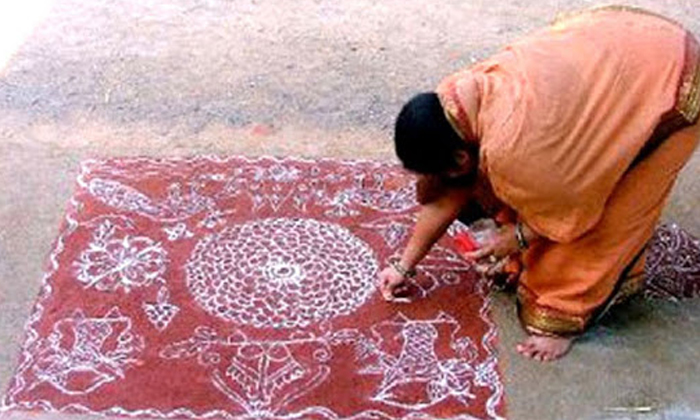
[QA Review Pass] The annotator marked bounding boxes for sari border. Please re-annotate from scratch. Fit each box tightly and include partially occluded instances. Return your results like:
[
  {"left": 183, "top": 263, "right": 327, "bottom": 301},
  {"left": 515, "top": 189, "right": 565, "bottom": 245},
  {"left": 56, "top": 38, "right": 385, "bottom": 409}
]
[
  {"left": 516, "top": 285, "right": 587, "bottom": 337},
  {"left": 678, "top": 32, "right": 700, "bottom": 124},
  {"left": 517, "top": 247, "right": 649, "bottom": 337},
  {"left": 436, "top": 74, "right": 477, "bottom": 143},
  {"left": 636, "top": 31, "right": 700, "bottom": 164}
]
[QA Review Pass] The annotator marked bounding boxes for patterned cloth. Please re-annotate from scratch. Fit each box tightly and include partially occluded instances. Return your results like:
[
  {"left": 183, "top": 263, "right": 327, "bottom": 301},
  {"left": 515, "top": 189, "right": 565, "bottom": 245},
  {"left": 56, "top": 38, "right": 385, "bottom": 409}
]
[{"left": 1, "top": 157, "right": 505, "bottom": 420}]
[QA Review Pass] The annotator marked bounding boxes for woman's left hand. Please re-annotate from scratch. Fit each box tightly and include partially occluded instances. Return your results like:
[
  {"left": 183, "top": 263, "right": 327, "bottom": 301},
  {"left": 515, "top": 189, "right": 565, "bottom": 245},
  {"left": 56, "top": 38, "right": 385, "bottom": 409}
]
[{"left": 462, "top": 223, "right": 520, "bottom": 262}]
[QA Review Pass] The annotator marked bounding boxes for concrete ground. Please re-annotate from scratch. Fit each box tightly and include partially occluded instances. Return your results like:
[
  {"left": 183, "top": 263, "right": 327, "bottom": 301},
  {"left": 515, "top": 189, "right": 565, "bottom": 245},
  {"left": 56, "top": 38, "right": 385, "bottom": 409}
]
[{"left": 0, "top": 0, "right": 698, "bottom": 419}]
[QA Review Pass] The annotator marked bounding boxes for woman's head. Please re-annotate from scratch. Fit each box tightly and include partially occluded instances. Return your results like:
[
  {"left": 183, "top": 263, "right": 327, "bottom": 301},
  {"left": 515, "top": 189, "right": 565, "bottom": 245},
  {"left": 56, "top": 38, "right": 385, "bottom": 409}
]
[{"left": 394, "top": 92, "right": 478, "bottom": 181}]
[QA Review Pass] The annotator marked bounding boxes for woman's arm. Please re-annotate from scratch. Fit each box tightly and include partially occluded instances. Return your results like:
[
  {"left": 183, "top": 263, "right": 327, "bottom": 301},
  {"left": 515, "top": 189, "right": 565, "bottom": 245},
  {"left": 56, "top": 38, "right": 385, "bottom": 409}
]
[
  {"left": 399, "top": 186, "right": 470, "bottom": 269},
  {"left": 378, "top": 186, "right": 470, "bottom": 299}
]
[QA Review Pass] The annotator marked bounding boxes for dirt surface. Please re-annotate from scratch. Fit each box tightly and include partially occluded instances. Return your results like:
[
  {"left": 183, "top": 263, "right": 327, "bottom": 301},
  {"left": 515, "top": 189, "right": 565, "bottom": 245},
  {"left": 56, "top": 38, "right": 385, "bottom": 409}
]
[{"left": 0, "top": 1, "right": 699, "bottom": 419}]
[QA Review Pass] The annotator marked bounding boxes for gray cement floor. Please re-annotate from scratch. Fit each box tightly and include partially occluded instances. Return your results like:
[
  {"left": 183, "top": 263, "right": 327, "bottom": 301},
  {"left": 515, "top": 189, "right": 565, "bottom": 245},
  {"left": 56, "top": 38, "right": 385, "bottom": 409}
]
[{"left": 0, "top": 1, "right": 699, "bottom": 419}]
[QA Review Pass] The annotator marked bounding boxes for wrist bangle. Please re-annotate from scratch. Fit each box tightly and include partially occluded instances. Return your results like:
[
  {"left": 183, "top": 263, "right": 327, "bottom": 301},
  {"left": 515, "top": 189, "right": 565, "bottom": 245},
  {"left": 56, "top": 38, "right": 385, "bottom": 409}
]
[
  {"left": 390, "top": 260, "right": 417, "bottom": 278},
  {"left": 515, "top": 221, "right": 529, "bottom": 251}
]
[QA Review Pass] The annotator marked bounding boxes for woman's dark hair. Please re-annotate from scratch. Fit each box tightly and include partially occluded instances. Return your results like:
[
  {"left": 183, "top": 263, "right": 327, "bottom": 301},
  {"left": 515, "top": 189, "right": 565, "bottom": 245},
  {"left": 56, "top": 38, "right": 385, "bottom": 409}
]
[{"left": 394, "top": 92, "right": 471, "bottom": 174}]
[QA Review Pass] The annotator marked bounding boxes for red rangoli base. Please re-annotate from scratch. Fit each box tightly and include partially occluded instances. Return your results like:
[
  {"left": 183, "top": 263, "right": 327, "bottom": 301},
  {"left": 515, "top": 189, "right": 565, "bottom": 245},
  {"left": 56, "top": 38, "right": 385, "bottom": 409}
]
[{"left": 2, "top": 156, "right": 505, "bottom": 420}]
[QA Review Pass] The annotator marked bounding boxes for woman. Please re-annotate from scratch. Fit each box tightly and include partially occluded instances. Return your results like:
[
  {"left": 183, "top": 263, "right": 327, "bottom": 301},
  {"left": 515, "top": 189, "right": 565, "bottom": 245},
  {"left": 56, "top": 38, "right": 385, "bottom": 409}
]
[{"left": 378, "top": 6, "right": 700, "bottom": 362}]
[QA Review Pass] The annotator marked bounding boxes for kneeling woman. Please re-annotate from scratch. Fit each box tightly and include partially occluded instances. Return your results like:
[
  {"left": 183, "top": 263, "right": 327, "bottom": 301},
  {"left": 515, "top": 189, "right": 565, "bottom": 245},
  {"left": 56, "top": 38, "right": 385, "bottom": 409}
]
[{"left": 378, "top": 6, "right": 700, "bottom": 361}]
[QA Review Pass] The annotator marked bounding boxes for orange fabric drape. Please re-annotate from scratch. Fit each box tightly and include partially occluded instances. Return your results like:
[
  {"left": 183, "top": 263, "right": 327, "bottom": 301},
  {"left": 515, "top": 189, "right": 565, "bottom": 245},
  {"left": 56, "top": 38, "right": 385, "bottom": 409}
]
[{"left": 437, "top": 6, "right": 700, "bottom": 334}]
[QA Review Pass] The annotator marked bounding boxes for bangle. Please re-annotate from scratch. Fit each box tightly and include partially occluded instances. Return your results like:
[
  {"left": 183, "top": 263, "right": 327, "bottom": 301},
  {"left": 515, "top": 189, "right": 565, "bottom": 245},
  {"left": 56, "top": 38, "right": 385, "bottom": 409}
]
[
  {"left": 515, "top": 221, "right": 529, "bottom": 251},
  {"left": 390, "top": 260, "right": 417, "bottom": 278}
]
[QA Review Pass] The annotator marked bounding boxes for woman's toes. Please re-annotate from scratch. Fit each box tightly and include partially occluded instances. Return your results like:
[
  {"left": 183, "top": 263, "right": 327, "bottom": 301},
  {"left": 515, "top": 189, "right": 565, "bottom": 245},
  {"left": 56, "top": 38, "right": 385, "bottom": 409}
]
[
  {"left": 516, "top": 342, "right": 530, "bottom": 355},
  {"left": 516, "top": 335, "right": 573, "bottom": 361},
  {"left": 516, "top": 339, "right": 535, "bottom": 351},
  {"left": 516, "top": 340, "right": 538, "bottom": 358}
]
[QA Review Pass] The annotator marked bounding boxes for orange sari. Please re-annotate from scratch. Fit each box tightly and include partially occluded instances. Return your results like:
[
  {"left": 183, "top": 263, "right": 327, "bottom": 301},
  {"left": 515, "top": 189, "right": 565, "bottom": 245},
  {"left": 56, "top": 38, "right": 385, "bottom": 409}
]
[{"left": 437, "top": 6, "right": 700, "bottom": 335}]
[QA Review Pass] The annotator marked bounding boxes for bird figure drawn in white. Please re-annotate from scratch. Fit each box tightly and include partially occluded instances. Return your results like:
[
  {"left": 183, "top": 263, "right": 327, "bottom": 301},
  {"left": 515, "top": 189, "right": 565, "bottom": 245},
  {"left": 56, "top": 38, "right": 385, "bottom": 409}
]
[{"left": 87, "top": 178, "right": 215, "bottom": 221}]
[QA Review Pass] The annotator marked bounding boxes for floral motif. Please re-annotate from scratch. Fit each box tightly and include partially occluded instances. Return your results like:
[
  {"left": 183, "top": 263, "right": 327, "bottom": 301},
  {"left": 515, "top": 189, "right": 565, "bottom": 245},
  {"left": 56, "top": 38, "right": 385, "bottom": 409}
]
[
  {"left": 75, "top": 221, "right": 168, "bottom": 293},
  {"left": 185, "top": 217, "right": 378, "bottom": 328}
]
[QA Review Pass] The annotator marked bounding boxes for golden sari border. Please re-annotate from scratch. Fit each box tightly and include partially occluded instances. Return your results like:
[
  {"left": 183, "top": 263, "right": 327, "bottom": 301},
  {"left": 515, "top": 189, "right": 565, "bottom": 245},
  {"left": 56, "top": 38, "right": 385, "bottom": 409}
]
[
  {"left": 678, "top": 32, "right": 700, "bottom": 124},
  {"left": 518, "top": 247, "right": 649, "bottom": 337},
  {"left": 638, "top": 31, "right": 700, "bottom": 163},
  {"left": 516, "top": 286, "right": 587, "bottom": 337}
]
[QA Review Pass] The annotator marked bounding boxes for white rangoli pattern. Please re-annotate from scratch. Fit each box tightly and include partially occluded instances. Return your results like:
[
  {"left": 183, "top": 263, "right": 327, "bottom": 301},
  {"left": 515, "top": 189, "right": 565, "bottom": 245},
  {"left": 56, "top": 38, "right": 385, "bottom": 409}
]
[
  {"left": 356, "top": 313, "right": 481, "bottom": 410},
  {"left": 186, "top": 217, "right": 378, "bottom": 328},
  {"left": 223, "top": 165, "right": 319, "bottom": 213},
  {"left": 87, "top": 179, "right": 160, "bottom": 217},
  {"left": 360, "top": 215, "right": 416, "bottom": 250},
  {"left": 354, "top": 184, "right": 417, "bottom": 213},
  {"left": 320, "top": 175, "right": 416, "bottom": 218},
  {"left": 161, "top": 327, "right": 333, "bottom": 416},
  {"left": 88, "top": 178, "right": 215, "bottom": 222},
  {"left": 256, "top": 163, "right": 303, "bottom": 182},
  {"left": 4, "top": 157, "right": 505, "bottom": 420},
  {"left": 163, "top": 222, "right": 195, "bottom": 241},
  {"left": 75, "top": 221, "right": 168, "bottom": 293},
  {"left": 143, "top": 287, "right": 181, "bottom": 332},
  {"left": 161, "top": 312, "right": 498, "bottom": 418},
  {"left": 383, "top": 244, "right": 476, "bottom": 301},
  {"left": 26, "top": 307, "right": 144, "bottom": 396}
]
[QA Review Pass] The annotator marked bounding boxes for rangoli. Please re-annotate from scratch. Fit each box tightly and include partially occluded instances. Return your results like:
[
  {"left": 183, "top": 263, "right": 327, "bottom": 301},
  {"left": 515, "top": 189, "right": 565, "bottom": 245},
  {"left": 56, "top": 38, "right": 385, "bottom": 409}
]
[{"left": 1, "top": 156, "right": 506, "bottom": 420}]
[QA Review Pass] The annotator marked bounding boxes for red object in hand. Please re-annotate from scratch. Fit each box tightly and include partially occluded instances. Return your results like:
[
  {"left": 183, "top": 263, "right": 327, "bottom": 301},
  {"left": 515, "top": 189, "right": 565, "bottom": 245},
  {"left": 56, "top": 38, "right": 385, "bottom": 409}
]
[{"left": 454, "top": 231, "right": 480, "bottom": 254}]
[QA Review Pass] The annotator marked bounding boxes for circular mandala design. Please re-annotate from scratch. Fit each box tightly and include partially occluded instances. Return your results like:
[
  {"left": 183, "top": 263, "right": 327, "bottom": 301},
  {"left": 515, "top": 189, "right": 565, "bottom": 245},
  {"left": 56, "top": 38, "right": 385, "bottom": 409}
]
[{"left": 186, "top": 217, "right": 378, "bottom": 328}]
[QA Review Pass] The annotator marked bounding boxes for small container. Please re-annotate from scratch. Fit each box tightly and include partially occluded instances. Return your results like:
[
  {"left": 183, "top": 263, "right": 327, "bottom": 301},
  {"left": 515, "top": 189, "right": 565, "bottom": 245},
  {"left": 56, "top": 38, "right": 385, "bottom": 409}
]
[{"left": 454, "top": 218, "right": 498, "bottom": 254}]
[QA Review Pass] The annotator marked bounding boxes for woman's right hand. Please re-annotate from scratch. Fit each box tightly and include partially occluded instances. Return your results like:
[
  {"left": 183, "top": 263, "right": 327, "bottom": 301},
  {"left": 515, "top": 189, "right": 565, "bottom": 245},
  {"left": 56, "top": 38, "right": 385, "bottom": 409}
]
[{"left": 377, "top": 266, "right": 408, "bottom": 301}]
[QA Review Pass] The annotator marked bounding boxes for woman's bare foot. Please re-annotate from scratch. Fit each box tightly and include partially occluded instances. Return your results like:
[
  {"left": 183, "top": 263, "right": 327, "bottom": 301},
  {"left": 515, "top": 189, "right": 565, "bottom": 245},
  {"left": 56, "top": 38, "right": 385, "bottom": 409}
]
[{"left": 516, "top": 334, "right": 573, "bottom": 362}]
